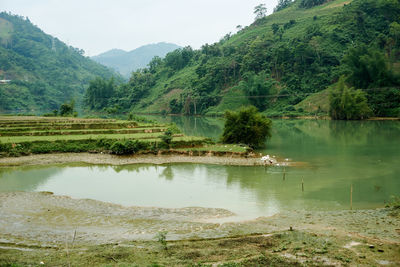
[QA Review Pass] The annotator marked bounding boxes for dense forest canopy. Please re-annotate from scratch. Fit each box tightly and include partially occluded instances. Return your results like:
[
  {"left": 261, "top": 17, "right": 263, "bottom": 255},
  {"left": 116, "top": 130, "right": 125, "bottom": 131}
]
[
  {"left": 84, "top": 0, "right": 400, "bottom": 118},
  {"left": 0, "top": 12, "right": 119, "bottom": 113}
]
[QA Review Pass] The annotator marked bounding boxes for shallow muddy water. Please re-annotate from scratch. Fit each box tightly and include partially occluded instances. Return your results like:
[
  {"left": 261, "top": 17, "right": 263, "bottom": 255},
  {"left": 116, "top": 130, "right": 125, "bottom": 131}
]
[{"left": 0, "top": 118, "right": 399, "bottom": 220}]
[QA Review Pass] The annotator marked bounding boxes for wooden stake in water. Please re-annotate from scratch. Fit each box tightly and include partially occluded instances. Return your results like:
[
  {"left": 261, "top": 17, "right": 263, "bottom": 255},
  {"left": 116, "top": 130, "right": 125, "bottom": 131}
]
[
  {"left": 302, "top": 178, "right": 304, "bottom": 192},
  {"left": 350, "top": 184, "right": 353, "bottom": 210},
  {"left": 283, "top": 167, "right": 286, "bottom": 181}
]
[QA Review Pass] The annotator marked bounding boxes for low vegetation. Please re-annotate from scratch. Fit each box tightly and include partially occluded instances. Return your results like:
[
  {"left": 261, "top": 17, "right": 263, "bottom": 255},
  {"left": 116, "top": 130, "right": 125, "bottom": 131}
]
[{"left": 1, "top": 229, "right": 399, "bottom": 266}]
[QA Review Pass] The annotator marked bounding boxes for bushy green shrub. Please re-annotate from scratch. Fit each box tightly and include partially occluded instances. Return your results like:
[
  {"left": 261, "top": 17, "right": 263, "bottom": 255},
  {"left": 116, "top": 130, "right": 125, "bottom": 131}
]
[
  {"left": 386, "top": 196, "right": 400, "bottom": 209},
  {"left": 221, "top": 106, "right": 272, "bottom": 148},
  {"left": 59, "top": 101, "right": 75, "bottom": 116},
  {"left": 167, "top": 123, "right": 181, "bottom": 134},
  {"left": 149, "top": 142, "right": 159, "bottom": 153},
  {"left": 128, "top": 113, "right": 156, "bottom": 123},
  {"left": 329, "top": 76, "right": 371, "bottom": 120},
  {"left": 0, "top": 141, "right": 11, "bottom": 152},
  {"left": 96, "top": 138, "right": 113, "bottom": 150},
  {"left": 155, "top": 231, "right": 168, "bottom": 250},
  {"left": 160, "top": 130, "right": 173, "bottom": 149},
  {"left": 110, "top": 140, "right": 147, "bottom": 155}
]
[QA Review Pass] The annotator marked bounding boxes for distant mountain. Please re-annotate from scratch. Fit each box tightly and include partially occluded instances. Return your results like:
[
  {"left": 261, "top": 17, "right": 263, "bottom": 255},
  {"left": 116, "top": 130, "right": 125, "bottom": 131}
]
[
  {"left": 92, "top": 42, "right": 181, "bottom": 78},
  {"left": 0, "top": 12, "right": 120, "bottom": 113}
]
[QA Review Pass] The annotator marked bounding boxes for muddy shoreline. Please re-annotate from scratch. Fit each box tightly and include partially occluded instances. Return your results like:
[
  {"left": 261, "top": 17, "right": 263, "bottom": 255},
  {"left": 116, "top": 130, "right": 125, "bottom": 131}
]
[
  {"left": 0, "top": 152, "right": 289, "bottom": 167},
  {"left": 0, "top": 191, "right": 399, "bottom": 247}
]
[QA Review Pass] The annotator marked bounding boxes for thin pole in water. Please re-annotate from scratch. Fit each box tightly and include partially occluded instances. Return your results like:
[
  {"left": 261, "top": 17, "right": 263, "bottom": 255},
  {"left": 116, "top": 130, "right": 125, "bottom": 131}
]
[
  {"left": 350, "top": 184, "right": 353, "bottom": 210},
  {"left": 302, "top": 178, "right": 304, "bottom": 192},
  {"left": 283, "top": 167, "right": 286, "bottom": 181}
]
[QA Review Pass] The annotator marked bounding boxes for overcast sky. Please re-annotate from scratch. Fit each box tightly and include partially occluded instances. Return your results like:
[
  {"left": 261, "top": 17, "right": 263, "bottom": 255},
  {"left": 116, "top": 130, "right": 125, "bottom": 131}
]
[{"left": 1, "top": 0, "right": 278, "bottom": 56}]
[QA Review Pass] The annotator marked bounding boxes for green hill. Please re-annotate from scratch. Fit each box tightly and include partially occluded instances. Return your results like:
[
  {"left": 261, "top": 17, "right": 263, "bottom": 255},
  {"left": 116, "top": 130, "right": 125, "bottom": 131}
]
[
  {"left": 86, "top": 0, "right": 400, "bottom": 117},
  {"left": 92, "top": 43, "right": 181, "bottom": 78},
  {"left": 0, "top": 12, "right": 120, "bottom": 114}
]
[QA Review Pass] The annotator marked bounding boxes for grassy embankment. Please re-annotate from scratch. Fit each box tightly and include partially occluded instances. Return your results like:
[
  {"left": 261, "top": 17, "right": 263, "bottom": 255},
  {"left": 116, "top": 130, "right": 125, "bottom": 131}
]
[{"left": 0, "top": 116, "right": 248, "bottom": 157}]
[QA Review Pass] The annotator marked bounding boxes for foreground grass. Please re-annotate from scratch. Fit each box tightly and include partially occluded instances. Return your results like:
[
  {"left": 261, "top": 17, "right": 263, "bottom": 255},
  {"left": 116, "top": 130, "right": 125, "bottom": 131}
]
[{"left": 1, "top": 229, "right": 398, "bottom": 266}]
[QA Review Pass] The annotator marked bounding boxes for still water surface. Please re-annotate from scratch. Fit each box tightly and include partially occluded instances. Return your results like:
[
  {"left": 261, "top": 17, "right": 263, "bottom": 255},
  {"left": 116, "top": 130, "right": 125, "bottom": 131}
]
[{"left": 0, "top": 118, "right": 399, "bottom": 219}]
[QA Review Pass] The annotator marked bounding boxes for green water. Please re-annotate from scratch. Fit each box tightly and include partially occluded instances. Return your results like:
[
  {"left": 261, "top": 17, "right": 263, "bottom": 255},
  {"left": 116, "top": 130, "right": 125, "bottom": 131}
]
[{"left": 0, "top": 118, "right": 399, "bottom": 219}]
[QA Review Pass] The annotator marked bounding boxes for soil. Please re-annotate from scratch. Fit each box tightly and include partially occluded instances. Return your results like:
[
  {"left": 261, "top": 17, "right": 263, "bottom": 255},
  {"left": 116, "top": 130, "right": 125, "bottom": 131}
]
[
  {"left": 0, "top": 152, "right": 303, "bottom": 167},
  {"left": 0, "top": 191, "right": 399, "bottom": 266}
]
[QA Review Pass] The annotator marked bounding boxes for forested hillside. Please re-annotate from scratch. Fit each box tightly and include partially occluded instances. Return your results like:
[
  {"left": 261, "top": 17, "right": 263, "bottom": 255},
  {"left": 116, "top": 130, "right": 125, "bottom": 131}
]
[
  {"left": 0, "top": 12, "right": 119, "bottom": 113},
  {"left": 92, "top": 43, "right": 181, "bottom": 78},
  {"left": 85, "top": 0, "right": 400, "bottom": 117}
]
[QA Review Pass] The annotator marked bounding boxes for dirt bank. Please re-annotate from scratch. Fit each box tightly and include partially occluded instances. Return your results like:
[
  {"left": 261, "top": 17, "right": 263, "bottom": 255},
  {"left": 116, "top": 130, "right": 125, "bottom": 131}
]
[
  {"left": 1, "top": 192, "right": 399, "bottom": 245},
  {"left": 0, "top": 152, "right": 301, "bottom": 167},
  {"left": 0, "top": 191, "right": 399, "bottom": 266}
]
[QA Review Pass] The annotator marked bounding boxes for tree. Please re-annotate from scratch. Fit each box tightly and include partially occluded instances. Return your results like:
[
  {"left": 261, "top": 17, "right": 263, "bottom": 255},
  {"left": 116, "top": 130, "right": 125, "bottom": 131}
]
[
  {"left": 160, "top": 129, "right": 173, "bottom": 148},
  {"left": 300, "top": 0, "right": 328, "bottom": 9},
  {"left": 274, "top": 0, "right": 293, "bottom": 12},
  {"left": 329, "top": 76, "right": 371, "bottom": 120},
  {"left": 164, "top": 46, "right": 194, "bottom": 71},
  {"left": 221, "top": 106, "right": 272, "bottom": 148},
  {"left": 389, "top": 22, "right": 400, "bottom": 46},
  {"left": 84, "top": 77, "right": 116, "bottom": 110},
  {"left": 59, "top": 100, "right": 75, "bottom": 116},
  {"left": 271, "top": 23, "right": 280, "bottom": 35},
  {"left": 240, "top": 71, "right": 275, "bottom": 110},
  {"left": 148, "top": 56, "right": 163, "bottom": 73},
  {"left": 254, "top": 4, "right": 267, "bottom": 20},
  {"left": 343, "top": 45, "right": 394, "bottom": 89}
]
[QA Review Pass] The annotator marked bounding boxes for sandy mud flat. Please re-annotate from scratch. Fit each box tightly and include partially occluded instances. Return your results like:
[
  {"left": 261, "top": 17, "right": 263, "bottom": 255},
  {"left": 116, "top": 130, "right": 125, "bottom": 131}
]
[
  {"left": 0, "top": 191, "right": 399, "bottom": 247},
  {"left": 0, "top": 152, "right": 293, "bottom": 167}
]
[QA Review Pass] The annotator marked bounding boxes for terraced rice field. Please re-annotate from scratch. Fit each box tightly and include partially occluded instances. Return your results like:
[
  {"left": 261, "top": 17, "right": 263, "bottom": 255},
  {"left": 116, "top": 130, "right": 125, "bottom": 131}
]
[
  {"left": 0, "top": 116, "right": 252, "bottom": 157},
  {"left": 0, "top": 116, "right": 212, "bottom": 158},
  {"left": 0, "top": 116, "right": 203, "bottom": 144}
]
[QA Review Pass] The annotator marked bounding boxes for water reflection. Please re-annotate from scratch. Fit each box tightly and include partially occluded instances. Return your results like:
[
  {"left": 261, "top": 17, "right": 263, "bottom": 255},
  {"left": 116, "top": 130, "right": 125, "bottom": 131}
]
[
  {"left": 0, "top": 161, "right": 399, "bottom": 218},
  {"left": 159, "top": 165, "right": 174, "bottom": 181},
  {"left": 0, "top": 165, "right": 63, "bottom": 192},
  {"left": 144, "top": 115, "right": 400, "bottom": 207}
]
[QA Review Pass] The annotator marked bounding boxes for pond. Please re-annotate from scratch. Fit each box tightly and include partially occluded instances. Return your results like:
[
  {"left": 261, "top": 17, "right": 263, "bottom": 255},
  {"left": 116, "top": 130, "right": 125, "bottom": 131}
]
[{"left": 0, "top": 118, "right": 399, "bottom": 220}]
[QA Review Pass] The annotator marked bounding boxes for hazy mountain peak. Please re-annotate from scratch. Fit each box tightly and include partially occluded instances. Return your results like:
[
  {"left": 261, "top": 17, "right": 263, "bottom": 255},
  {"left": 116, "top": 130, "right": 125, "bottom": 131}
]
[
  {"left": 92, "top": 42, "right": 181, "bottom": 77},
  {"left": 94, "top": 49, "right": 127, "bottom": 58}
]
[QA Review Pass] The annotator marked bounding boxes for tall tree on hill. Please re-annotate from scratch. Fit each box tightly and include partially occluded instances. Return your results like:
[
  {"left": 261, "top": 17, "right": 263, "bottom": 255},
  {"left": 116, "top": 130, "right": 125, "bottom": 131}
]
[
  {"left": 254, "top": 4, "right": 267, "bottom": 20},
  {"left": 84, "top": 77, "right": 116, "bottom": 110},
  {"left": 343, "top": 45, "right": 395, "bottom": 89},
  {"left": 300, "top": 0, "right": 328, "bottom": 9},
  {"left": 274, "top": 0, "right": 293, "bottom": 12},
  {"left": 329, "top": 76, "right": 371, "bottom": 120}
]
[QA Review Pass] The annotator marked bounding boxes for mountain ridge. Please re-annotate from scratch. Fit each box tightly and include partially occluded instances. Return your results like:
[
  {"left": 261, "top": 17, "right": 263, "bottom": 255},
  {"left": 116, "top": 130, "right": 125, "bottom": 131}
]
[
  {"left": 85, "top": 0, "right": 400, "bottom": 117},
  {"left": 92, "top": 42, "right": 181, "bottom": 78},
  {"left": 0, "top": 12, "right": 120, "bottom": 113}
]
